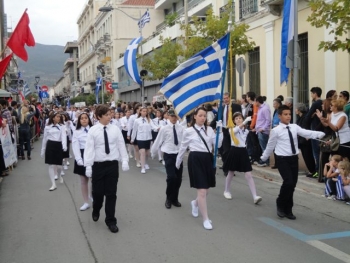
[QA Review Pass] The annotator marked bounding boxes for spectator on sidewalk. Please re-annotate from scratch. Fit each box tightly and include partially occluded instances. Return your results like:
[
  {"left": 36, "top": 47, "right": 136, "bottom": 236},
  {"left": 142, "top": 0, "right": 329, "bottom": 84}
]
[
  {"left": 18, "top": 105, "right": 35, "bottom": 160},
  {"left": 339, "top": 91, "right": 350, "bottom": 126}
]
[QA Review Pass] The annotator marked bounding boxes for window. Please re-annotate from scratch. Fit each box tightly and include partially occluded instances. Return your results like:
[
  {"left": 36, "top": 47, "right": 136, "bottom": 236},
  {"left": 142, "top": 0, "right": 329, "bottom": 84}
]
[
  {"left": 239, "top": 0, "right": 258, "bottom": 19},
  {"left": 248, "top": 47, "right": 260, "bottom": 95}
]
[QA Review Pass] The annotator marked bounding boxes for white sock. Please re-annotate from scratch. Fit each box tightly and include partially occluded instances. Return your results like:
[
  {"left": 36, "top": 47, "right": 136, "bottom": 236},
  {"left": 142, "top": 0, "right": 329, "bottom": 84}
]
[
  {"left": 245, "top": 172, "right": 257, "bottom": 198},
  {"left": 225, "top": 171, "right": 234, "bottom": 193},
  {"left": 56, "top": 165, "right": 63, "bottom": 177},
  {"left": 49, "top": 165, "right": 56, "bottom": 186}
]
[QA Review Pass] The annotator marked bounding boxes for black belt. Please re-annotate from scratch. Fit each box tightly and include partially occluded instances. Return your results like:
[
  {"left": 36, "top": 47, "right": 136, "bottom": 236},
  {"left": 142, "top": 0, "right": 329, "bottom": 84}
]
[
  {"left": 94, "top": 160, "right": 118, "bottom": 164},
  {"left": 275, "top": 155, "right": 298, "bottom": 159}
]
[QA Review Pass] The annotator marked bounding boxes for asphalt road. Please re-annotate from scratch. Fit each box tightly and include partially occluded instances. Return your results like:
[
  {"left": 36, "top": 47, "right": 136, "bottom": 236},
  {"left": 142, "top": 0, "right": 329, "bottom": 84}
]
[{"left": 0, "top": 141, "right": 349, "bottom": 263}]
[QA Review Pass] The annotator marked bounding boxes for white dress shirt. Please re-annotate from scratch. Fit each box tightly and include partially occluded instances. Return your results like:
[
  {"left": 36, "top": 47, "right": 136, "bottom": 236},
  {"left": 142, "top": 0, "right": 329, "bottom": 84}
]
[
  {"left": 64, "top": 121, "right": 72, "bottom": 141},
  {"left": 151, "top": 122, "right": 184, "bottom": 155},
  {"left": 84, "top": 123, "right": 128, "bottom": 166},
  {"left": 131, "top": 117, "right": 158, "bottom": 142},
  {"left": 120, "top": 116, "right": 130, "bottom": 131},
  {"left": 127, "top": 114, "right": 138, "bottom": 136},
  {"left": 176, "top": 124, "right": 223, "bottom": 167},
  {"left": 261, "top": 123, "right": 325, "bottom": 161},
  {"left": 230, "top": 126, "right": 249, "bottom": 147},
  {"left": 152, "top": 117, "right": 165, "bottom": 129},
  {"left": 41, "top": 124, "right": 67, "bottom": 152},
  {"left": 110, "top": 118, "right": 121, "bottom": 130},
  {"left": 223, "top": 104, "right": 229, "bottom": 127},
  {"left": 72, "top": 126, "right": 89, "bottom": 162}
]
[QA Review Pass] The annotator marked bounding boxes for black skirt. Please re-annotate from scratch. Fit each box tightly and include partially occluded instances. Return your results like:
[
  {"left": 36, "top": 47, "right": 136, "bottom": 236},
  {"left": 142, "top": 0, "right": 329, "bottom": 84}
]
[
  {"left": 122, "top": 130, "right": 130, "bottom": 144},
  {"left": 151, "top": 131, "right": 158, "bottom": 142},
  {"left": 131, "top": 130, "right": 138, "bottom": 145},
  {"left": 45, "top": 140, "right": 63, "bottom": 165},
  {"left": 223, "top": 146, "right": 252, "bottom": 172},
  {"left": 188, "top": 151, "right": 216, "bottom": 189},
  {"left": 74, "top": 149, "right": 86, "bottom": 176},
  {"left": 137, "top": 140, "right": 151, "bottom": 150},
  {"left": 62, "top": 136, "right": 70, "bottom": 158}
]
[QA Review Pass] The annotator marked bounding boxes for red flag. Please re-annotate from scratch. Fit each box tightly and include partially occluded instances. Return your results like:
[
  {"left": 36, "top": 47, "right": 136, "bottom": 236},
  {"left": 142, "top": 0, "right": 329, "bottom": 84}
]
[
  {"left": 105, "top": 82, "right": 114, "bottom": 94},
  {"left": 0, "top": 54, "right": 13, "bottom": 79},
  {"left": 7, "top": 10, "right": 35, "bottom": 62}
]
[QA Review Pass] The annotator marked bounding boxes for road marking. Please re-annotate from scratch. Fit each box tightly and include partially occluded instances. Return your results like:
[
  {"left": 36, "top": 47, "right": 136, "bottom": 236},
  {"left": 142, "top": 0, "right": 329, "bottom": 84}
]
[{"left": 258, "top": 217, "right": 350, "bottom": 263}]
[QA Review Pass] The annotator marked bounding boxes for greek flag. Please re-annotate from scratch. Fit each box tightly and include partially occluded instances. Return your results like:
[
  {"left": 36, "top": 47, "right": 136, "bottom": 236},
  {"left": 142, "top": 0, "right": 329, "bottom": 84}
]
[
  {"left": 23, "top": 82, "right": 31, "bottom": 97},
  {"left": 280, "top": 0, "right": 294, "bottom": 84},
  {"left": 124, "top": 37, "right": 142, "bottom": 85},
  {"left": 95, "top": 77, "right": 102, "bottom": 104},
  {"left": 160, "top": 34, "right": 230, "bottom": 119},
  {"left": 138, "top": 10, "right": 150, "bottom": 29}
]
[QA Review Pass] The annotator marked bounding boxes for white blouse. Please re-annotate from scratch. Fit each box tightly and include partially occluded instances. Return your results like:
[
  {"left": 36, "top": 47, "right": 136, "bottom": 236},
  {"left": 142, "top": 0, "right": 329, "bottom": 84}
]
[
  {"left": 229, "top": 126, "right": 249, "bottom": 147},
  {"left": 131, "top": 117, "right": 159, "bottom": 142},
  {"left": 72, "top": 126, "right": 89, "bottom": 162},
  {"left": 41, "top": 124, "right": 67, "bottom": 152},
  {"left": 120, "top": 116, "right": 130, "bottom": 131}
]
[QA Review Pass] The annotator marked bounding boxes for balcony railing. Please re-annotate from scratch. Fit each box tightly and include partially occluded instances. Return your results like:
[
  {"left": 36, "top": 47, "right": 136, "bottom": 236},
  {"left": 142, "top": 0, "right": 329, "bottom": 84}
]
[{"left": 239, "top": 0, "right": 258, "bottom": 19}]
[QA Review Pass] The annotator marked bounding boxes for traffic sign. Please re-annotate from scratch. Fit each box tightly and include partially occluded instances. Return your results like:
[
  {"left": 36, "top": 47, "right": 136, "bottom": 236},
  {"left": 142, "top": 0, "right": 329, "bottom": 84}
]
[
  {"left": 41, "top": 85, "right": 48, "bottom": 92},
  {"left": 112, "top": 82, "right": 118, "bottom": 90}
]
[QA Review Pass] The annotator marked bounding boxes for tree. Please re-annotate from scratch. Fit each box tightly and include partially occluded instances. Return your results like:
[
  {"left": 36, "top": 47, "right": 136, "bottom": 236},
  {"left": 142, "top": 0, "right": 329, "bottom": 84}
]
[
  {"left": 307, "top": 0, "right": 350, "bottom": 53},
  {"left": 141, "top": 2, "right": 255, "bottom": 81}
]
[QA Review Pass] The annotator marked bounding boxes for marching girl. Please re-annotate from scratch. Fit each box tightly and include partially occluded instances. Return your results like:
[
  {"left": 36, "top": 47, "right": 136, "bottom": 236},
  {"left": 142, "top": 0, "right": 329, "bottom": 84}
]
[
  {"left": 111, "top": 111, "right": 122, "bottom": 130},
  {"left": 72, "top": 112, "right": 93, "bottom": 211},
  {"left": 152, "top": 109, "right": 165, "bottom": 163},
  {"left": 127, "top": 105, "right": 142, "bottom": 167},
  {"left": 120, "top": 110, "right": 133, "bottom": 158},
  {"left": 62, "top": 113, "right": 72, "bottom": 171},
  {"left": 163, "top": 111, "right": 169, "bottom": 126},
  {"left": 223, "top": 112, "right": 262, "bottom": 204},
  {"left": 131, "top": 107, "right": 159, "bottom": 174},
  {"left": 175, "top": 107, "right": 223, "bottom": 230},
  {"left": 41, "top": 112, "right": 67, "bottom": 191}
]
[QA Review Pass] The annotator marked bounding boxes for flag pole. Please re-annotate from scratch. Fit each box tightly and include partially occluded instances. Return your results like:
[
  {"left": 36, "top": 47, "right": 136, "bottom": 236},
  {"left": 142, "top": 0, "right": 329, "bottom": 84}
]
[
  {"left": 292, "top": 0, "right": 299, "bottom": 124},
  {"left": 213, "top": 16, "right": 232, "bottom": 167}
]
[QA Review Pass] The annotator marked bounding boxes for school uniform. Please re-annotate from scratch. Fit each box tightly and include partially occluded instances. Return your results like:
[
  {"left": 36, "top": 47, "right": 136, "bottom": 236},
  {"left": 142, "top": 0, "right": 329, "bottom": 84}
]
[
  {"left": 62, "top": 121, "right": 72, "bottom": 159},
  {"left": 223, "top": 126, "right": 252, "bottom": 172},
  {"left": 41, "top": 124, "right": 67, "bottom": 165},
  {"left": 176, "top": 124, "right": 223, "bottom": 189},
  {"left": 151, "top": 117, "right": 165, "bottom": 141},
  {"left": 84, "top": 123, "right": 128, "bottom": 227},
  {"left": 110, "top": 118, "right": 121, "bottom": 130},
  {"left": 151, "top": 122, "right": 184, "bottom": 205},
  {"left": 72, "top": 126, "right": 89, "bottom": 176},
  {"left": 127, "top": 113, "right": 138, "bottom": 145},
  {"left": 131, "top": 117, "right": 158, "bottom": 150},
  {"left": 120, "top": 116, "right": 130, "bottom": 144},
  {"left": 261, "top": 123, "right": 324, "bottom": 218}
]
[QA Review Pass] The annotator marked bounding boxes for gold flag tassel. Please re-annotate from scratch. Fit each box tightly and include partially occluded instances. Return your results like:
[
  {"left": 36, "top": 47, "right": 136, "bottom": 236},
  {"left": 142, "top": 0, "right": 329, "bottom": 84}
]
[{"left": 226, "top": 105, "right": 239, "bottom": 146}]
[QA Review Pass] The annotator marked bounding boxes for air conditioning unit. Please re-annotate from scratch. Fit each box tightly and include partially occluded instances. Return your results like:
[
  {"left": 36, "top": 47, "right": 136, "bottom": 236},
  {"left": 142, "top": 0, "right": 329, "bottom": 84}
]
[{"left": 82, "top": 86, "right": 90, "bottom": 94}]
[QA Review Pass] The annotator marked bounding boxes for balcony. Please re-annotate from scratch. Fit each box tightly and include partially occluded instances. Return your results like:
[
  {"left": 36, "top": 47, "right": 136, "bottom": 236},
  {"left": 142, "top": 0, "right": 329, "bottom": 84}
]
[
  {"left": 260, "top": 0, "right": 283, "bottom": 16},
  {"left": 104, "top": 33, "right": 112, "bottom": 47},
  {"left": 64, "top": 41, "right": 79, "bottom": 53},
  {"left": 78, "top": 50, "right": 95, "bottom": 67},
  {"left": 239, "top": 0, "right": 258, "bottom": 19}
]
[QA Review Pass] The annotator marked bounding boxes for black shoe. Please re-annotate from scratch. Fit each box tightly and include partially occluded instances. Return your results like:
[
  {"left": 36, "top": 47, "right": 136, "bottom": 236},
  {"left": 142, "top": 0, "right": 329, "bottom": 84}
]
[
  {"left": 306, "top": 172, "right": 313, "bottom": 178},
  {"left": 92, "top": 212, "right": 100, "bottom": 222},
  {"left": 285, "top": 213, "right": 296, "bottom": 220},
  {"left": 171, "top": 201, "right": 182, "bottom": 207},
  {"left": 271, "top": 166, "right": 277, "bottom": 169},
  {"left": 108, "top": 224, "right": 119, "bottom": 233},
  {"left": 277, "top": 208, "right": 286, "bottom": 218},
  {"left": 165, "top": 199, "right": 172, "bottom": 209}
]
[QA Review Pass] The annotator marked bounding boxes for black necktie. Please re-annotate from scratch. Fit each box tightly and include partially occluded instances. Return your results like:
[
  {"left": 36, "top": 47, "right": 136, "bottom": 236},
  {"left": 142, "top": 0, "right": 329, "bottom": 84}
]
[
  {"left": 84, "top": 128, "right": 88, "bottom": 133},
  {"left": 201, "top": 127, "right": 207, "bottom": 136},
  {"left": 173, "top": 125, "right": 178, "bottom": 145},
  {"left": 226, "top": 105, "right": 229, "bottom": 124},
  {"left": 286, "top": 126, "right": 296, "bottom": 154},
  {"left": 52, "top": 125, "right": 60, "bottom": 130},
  {"left": 143, "top": 118, "right": 145, "bottom": 123},
  {"left": 104, "top": 126, "right": 110, "bottom": 154}
]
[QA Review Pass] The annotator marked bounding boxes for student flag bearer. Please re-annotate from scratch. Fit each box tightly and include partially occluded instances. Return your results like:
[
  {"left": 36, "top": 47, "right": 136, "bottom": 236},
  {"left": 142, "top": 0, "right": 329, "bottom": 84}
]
[
  {"left": 151, "top": 108, "right": 184, "bottom": 209},
  {"left": 84, "top": 105, "right": 129, "bottom": 233},
  {"left": 260, "top": 105, "right": 324, "bottom": 220}
]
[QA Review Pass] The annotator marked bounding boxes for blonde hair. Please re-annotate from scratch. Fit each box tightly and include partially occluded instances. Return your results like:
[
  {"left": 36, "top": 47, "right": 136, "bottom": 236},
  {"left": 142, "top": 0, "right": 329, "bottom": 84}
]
[
  {"left": 331, "top": 154, "right": 342, "bottom": 163},
  {"left": 20, "top": 106, "right": 29, "bottom": 124},
  {"left": 338, "top": 160, "right": 350, "bottom": 176}
]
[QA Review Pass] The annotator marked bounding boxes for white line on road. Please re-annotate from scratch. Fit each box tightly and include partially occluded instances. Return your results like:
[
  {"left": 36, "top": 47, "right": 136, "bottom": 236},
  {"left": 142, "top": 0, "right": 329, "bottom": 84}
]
[{"left": 306, "top": 240, "right": 350, "bottom": 263}]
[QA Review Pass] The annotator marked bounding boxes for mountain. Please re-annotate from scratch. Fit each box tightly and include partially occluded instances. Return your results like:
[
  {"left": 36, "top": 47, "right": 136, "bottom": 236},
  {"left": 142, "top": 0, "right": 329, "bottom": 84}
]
[{"left": 17, "top": 43, "right": 68, "bottom": 88}]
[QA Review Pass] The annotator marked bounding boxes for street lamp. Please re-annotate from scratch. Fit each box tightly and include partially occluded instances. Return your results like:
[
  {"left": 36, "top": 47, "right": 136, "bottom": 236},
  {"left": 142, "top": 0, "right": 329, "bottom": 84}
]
[
  {"left": 35, "top": 75, "right": 40, "bottom": 85},
  {"left": 99, "top": 6, "right": 139, "bottom": 21}
]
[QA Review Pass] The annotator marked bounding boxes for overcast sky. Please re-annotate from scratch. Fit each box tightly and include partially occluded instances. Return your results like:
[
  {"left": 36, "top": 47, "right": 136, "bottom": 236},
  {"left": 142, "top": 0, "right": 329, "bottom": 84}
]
[{"left": 4, "top": 0, "right": 89, "bottom": 46}]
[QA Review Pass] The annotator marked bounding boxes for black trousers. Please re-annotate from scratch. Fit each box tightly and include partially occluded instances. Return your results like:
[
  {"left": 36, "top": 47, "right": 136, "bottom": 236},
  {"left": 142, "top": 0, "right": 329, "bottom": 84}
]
[
  {"left": 163, "top": 153, "right": 183, "bottom": 202},
  {"left": 246, "top": 131, "right": 261, "bottom": 162},
  {"left": 19, "top": 128, "right": 31, "bottom": 157},
  {"left": 276, "top": 155, "right": 299, "bottom": 214},
  {"left": 221, "top": 128, "right": 231, "bottom": 172},
  {"left": 299, "top": 141, "right": 316, "bottom": 174},
  {"left": 92, "top": 161, "right": 119, "bottom": 226}
]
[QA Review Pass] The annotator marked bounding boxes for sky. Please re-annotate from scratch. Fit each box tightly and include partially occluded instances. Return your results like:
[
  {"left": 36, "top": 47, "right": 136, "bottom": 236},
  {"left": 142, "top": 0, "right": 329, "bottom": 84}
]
[{"left": 4, "top": 0, "right": 89, "bottom": 46}]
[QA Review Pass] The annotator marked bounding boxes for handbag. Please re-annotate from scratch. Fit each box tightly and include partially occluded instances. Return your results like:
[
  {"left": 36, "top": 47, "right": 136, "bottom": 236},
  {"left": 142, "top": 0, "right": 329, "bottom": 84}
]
[
  {"left": 319, "top": 132, "right": 340, "bottom": 153},
  {"left": 193, "top": 127, "right": 217, "bottom": 176}
]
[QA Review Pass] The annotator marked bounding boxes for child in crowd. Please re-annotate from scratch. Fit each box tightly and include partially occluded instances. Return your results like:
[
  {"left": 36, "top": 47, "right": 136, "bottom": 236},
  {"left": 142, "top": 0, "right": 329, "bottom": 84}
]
[
  {"left": 223, "top": 112, "right": 262, "bottom": 204},
  {"left": 323, "top": 155, "right": 342, "bottom": 200},
  {"left": 338, "top": 160, "right": 350, "bottom": 205}
]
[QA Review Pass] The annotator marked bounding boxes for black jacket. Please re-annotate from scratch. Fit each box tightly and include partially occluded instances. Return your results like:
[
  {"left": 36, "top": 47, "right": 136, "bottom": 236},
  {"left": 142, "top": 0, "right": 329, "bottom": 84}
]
[{"left": 210, "top": 103, "right": 242, "bottom": 129}]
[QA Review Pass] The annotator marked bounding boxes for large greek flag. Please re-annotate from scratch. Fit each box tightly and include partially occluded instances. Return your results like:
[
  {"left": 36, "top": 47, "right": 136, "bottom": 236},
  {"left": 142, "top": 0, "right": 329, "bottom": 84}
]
[
  {"left": 280, "top": 0, "right": 294, "bottom": 84},
  {"left": 124, "top": 37, "right": 142, "bottom": 85},
  {"left": 160, "top": 34, "right": 230, "bottom": 119},
  {"left": 23, "top": 82, "right": 31, "bottom": 97},
  {"left": 138, "top": 10, "right": 150, "bottom": 29}
]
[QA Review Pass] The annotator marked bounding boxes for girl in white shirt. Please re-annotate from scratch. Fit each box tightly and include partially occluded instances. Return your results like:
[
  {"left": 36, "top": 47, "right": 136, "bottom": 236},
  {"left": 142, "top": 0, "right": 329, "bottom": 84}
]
[
  {"left": 223, "top": 112, "right": 262, "bottom": 204},
  {"left": 41, "top": 112, "right": 67, "bottom": 191},
  {"left": 131, "top": 107, "right": 159, "bottom": 174},
  {"left": 175, "top": 107, "right": 223, "bottom": 230},
  {"left": 72, "top": 112, "right": 93, "bottom": 211},
  {"left": 120, "top": 110, "right": 133, "bottom": 158},
  {"left": 62, "top": 113, "right": 72, "bottom": 172},
  {"left": 152, "top": 109, "right": 165, "bottom": 162},
  {"left": 127, "top": 105, "right": 142, "bottom": 167}
]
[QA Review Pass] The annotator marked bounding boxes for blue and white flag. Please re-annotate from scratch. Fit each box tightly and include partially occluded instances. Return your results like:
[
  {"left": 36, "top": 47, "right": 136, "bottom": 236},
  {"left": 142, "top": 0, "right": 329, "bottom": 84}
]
[
  {"left": 95, "top": 77, "right": 102, "bottom": 104},
  {"left": 17, "top": 71, "right": 21, "bottom": 79},
  {"left": 10, "top": 86, "right": 18, "bottom": 94},
  {"left": 124, "top": 37, "right": 142, "bottom": 85},
  {"left": 23, "top": 83, "right": 31, "bottom": 97},
  {"left": 67, "top": 98, "right": 71, "bottom": 109},
  {"left": 280, "top": 0, "right": 294, "bottom": 84},
  {"left": 160, "top": 34, "right": 230, "bottom": 119},
  {"left": 138, "top": 10, "right": 150, "bottom": 29}
]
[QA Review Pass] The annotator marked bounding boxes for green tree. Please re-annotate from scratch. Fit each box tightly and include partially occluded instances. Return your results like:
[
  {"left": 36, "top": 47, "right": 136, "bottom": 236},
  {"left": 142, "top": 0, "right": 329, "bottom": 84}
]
[{"left": 307, "top": 0, "right": 350, "bottom": 52}]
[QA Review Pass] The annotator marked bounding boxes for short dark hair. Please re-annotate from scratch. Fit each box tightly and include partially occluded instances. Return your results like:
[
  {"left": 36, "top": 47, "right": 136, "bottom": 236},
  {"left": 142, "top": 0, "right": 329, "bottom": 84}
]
[
  {"left": 11, "top": 101, "right": 17, "bottom": 107},
  {"left": 277, "top": 95, "right": 284, "bottom": 102},
  {"left": 95, "top": 105, "right": 110, "bottom": 120},
  {"left": 0, "top": 99, "right": 8, "bottom": 107},
  {"left": 277, "top": 105, "right": 291, "bottom": 115},
  {"left": 246, "top": 91, "right": 256, "bottom": 101},
  {"left": 310, "top": 87, "right": 322, "bottom": 97},
  {"left": 255, "top": 96, "right": 264, "bottom": 104},
  {"left": 340, "top": 91, "right": 349, "bottom": 101}
]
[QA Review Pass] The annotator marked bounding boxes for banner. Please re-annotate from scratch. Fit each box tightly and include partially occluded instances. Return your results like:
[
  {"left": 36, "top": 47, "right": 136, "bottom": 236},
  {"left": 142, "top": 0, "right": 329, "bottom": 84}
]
[{"left": 1, "top": 125, "right": 17, "bottom": 167}]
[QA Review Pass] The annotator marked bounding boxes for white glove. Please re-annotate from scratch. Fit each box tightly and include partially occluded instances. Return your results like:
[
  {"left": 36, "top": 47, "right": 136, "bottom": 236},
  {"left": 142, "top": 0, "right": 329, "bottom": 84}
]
[
  {"left": 318, "top": 132, "right": 326, "bottom": 139},
  {"left": 216, "top": 120, "right": 223, "bottom": 128},
  {"left": 151, "top": 152, "right": 155, "bottom": 160},
  {"left": 122, "top": 161, "right": 129, "bottom": 171},
  {"left": 41, "top": 149, "right": 45, "bottom": 158},
  {"left": 85, "top": 166, "right": 92, "bottom": 178},
  {"left": 175, "top": 161, "right": 181, "bottom": 170},
  {"left": 77, "top": 159, "right": 84, "bottom": 166},
  {"left": 243, "top": 116, "right": 252, "bottom": 125},
  {"left": 63, "top": 148, "right": 67, "bottom": 152}
]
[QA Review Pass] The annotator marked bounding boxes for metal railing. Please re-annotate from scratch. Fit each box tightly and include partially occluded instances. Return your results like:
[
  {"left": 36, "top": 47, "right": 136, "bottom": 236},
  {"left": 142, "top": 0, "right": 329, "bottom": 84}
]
[{"left": 239, "top": 0, "right": 258, "bottom": 19}]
